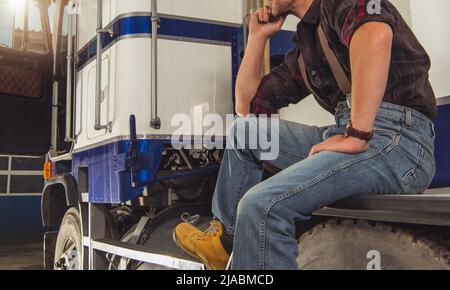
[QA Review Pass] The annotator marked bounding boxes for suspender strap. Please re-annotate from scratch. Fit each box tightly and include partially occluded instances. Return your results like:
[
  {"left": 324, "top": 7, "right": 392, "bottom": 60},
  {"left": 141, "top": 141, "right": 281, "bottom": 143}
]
[
  {"left": 297, "top": 24, "right": 352, "bottom": 109},
  {"left": 317, "top": 24, "right": 352, "bottom": 95}
]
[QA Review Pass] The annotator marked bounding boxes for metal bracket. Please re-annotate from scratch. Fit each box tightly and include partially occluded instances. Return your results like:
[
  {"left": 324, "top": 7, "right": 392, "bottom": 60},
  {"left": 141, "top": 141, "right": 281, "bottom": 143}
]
[
  {"left": 151, "top": 15, "right": 161, "bottom": 26},
  {"left": 96, "top": 27, "right": 114, "bottom": 38},
  {"left": 127, "top": 115, "right": 140, "bottom": 186},
  {"left": 117, "top": 115, "right": 153, "bottom": 187}
]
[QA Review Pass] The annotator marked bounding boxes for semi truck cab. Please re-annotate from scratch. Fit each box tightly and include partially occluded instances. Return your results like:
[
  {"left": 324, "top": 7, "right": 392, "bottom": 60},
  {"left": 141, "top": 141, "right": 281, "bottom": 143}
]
[{"left": 0, "top": 0, "right": 449, "bottom": 270}]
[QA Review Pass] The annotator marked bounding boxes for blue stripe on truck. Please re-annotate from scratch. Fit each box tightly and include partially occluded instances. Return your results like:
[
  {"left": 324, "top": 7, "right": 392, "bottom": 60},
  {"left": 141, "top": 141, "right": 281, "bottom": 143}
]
[{"left": 76, "top": 15, "right": 242, "bottom": 70}]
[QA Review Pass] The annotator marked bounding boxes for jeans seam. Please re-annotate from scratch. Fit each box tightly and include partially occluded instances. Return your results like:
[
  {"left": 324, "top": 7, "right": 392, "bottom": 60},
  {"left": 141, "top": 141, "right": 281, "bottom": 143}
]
[
  {"left": 228, "top": 160, "right": 249, "bottom": 235},
  {"left": 257, "top": 145, "right": 397, "bottom": 269},
  {"left": 279, "top": 150, "right": 306, "bottom": 161},
  {"left": 382, "top": 132, "right": 401, "bottom": 154},
  {"left": 401, "top": 144, "right": 426, "bottom": 193}
]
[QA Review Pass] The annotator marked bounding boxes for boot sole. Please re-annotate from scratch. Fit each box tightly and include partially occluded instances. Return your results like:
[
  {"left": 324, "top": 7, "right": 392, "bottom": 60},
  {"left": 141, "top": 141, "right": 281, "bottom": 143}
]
[{"left": 172, "top": 230, "right": 215, "bottom": 270}]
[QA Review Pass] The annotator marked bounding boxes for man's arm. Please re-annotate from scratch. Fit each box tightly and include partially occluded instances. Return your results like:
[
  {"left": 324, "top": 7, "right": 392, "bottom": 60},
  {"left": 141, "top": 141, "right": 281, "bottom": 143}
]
[
  {"left": 235, "top": 7, "right": 286, "bottom": 116},
  {"left": 349, "top": 22, "right": 393, "bottom": 132},
  {"left": 235, "top": 35, "right": 267, "bottom": 116},
  {"left": 310, "top": 22, "right": 393, "bottom": 156}
]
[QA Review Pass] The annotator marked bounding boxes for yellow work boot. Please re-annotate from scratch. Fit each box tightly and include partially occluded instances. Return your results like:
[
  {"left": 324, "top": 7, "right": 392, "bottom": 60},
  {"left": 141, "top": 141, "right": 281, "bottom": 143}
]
[{"left": 174, "top": 220, "right": 230, "bottom": 270}]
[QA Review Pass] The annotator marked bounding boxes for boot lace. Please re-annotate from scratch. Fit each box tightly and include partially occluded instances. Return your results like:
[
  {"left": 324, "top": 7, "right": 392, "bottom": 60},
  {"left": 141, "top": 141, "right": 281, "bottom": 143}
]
[{"left": 194, "top": 221, "right": 222, "bottom": 241}]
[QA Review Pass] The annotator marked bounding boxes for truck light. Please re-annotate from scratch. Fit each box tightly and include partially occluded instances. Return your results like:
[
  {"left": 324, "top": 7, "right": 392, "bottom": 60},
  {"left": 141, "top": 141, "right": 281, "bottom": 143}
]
[{"left": 43, "top": 162, "right": 53, "bottom": 180}]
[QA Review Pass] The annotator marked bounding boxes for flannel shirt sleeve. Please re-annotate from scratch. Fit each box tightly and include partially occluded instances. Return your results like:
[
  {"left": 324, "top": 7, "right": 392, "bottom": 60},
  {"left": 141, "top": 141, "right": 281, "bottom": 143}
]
[
  {"left": 322, "top": 0, "right": 397, "bottom": 48},
  {"left": 250, "top": 47, "right": 310, "bottom": 116}
]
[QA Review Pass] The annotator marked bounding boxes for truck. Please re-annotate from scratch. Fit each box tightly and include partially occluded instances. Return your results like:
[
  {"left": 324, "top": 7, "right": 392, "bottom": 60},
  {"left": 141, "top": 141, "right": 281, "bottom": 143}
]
[{"left": 0, "top": 0, "right": 449, "bottom": 270}]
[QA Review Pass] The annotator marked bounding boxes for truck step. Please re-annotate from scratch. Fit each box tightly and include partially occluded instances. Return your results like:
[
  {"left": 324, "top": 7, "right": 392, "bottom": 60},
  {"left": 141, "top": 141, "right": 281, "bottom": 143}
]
[
  {"left": 139, "top": 215, "right": 212, "bottom": 269},
  {"left": 91, "top": 238, "right": 205, "bottom": 270}
]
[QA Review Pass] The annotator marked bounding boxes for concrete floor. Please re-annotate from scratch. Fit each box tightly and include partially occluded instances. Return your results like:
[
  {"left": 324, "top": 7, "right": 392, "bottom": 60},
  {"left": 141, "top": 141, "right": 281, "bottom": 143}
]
[{"left": 0, "top": 242, "right": 43, "bottom": 270}]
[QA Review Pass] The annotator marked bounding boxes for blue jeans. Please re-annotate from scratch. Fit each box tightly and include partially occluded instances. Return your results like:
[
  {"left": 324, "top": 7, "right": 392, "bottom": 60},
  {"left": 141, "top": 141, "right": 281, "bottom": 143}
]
[{"left": 211, "top": 102, "right": 436, "bottom": 270}]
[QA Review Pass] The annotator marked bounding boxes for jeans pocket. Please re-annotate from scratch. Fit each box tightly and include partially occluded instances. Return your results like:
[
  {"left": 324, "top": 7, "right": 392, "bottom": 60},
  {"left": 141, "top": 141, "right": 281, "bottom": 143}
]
[
  {"left": 371, "top": 129, "right": 401, "bottom": 154},
  {"left": 401, "top": 145, "right": 435, "bottom": 194}
]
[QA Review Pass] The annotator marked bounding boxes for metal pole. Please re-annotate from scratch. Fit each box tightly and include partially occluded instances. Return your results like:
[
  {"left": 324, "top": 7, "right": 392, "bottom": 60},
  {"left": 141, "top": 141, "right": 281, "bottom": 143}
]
[
  {"left": 150, "top": 0, "right": 161, "bottom": 129},
  {"left": 51, "top": 82, "right": 59, "bottom": 155},
  {"left": 65, "top": 7, "right": 74, "bottom": 142},
  {"left": 94, "top": 0, "right": 104, "bottom": 130}
]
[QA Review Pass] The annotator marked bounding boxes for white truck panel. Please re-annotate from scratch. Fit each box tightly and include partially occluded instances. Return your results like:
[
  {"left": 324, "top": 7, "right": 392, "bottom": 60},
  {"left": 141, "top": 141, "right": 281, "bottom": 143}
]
[{"left": 74, "top": 37, "right": 233, "bottom": 151}]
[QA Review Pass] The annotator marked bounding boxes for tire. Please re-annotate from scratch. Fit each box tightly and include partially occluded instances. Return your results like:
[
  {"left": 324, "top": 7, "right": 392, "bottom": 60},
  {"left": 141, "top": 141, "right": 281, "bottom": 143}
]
[
  {"left": 54, "top": 207, "right": 83, "bottom": 270},
  {"left": 297, "top": 219, "right": 450, "bottom": 270}
]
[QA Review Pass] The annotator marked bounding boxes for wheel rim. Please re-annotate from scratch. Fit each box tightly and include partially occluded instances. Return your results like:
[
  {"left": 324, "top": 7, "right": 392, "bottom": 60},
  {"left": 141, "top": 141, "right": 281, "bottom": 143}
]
[{"left": 55, "top": 237, "right": 80, "bottom": 270}]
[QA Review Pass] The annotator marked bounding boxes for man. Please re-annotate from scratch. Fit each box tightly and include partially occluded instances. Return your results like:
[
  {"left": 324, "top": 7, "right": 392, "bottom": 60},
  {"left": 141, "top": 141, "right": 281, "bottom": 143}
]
[{"left": 174, "top": 0, "right": 437, "bottom": 270}]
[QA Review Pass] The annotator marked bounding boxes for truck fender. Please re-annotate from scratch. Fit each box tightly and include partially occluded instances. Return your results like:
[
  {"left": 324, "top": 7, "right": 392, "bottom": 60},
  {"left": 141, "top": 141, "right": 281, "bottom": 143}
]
[{"left": 41, "top": 174, "right": 80, "bottom": 227}]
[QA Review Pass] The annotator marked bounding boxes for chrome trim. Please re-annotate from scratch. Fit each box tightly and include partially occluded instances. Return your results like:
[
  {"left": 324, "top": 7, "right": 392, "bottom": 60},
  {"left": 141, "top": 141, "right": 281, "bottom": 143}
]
[
  {"left": 65, "top": 7, "right": 75, "bottom": 142},
  {"left": 150, "top": 0, "right": 161, "bottom": 129},
  {"left": 107, "top": 11, "right": 242, "bottom": 29},
  {"left": 158, "top": 13, "right": 242, "bottom": 28},
  {"left": 88, "top": 203, "right": 93, "bottom": 269},
  {"left": 94, "top": 0, "right": 112, "bottom": 131},
  {"left": 82, "top": 236, "right": 90, "bottom": 247},
  {"left": 5, "top": 156, "right": 10, "bottom": 194},
  {"left": 109, "top": 12, "right": 152, "bottom": 24},
  {"left": 423, "top": 187, "right": 450, "bottom": 195},
  {"left": 437, "top": 96, "right": 450, "bottom": 106},
  {"left": 159, "top": 35, "right": 231, "bottom": 46},
  {"left": 73, "top": 135, "right": 169, "bottom": 153},
  {"left": 72, "top": 134, "right": 225, "bottom": 154},
  {"left": 49, "top": 152, "right": 73, "bottom": 162},
  {"left": 50, "top": 82, "right": 59, "bottom": 158}
]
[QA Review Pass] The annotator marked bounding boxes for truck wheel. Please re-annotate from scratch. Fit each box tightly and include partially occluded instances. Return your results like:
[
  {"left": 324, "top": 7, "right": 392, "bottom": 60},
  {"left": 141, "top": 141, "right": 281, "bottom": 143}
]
[
  {"left": 297, "top": 219, "right": 450, "bottom": 270},
  {"left": 54, "top": 208, "right": 83, "bottom": 270}
]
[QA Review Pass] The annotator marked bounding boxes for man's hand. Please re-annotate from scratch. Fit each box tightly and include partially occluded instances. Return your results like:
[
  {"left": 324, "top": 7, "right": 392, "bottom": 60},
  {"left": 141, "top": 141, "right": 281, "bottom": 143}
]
[
  {"left": 309, "top": 135, "right": 369, "bottom": 156},
  {"left": 250, "top": 6, "right": 286, "bottom": 40}
]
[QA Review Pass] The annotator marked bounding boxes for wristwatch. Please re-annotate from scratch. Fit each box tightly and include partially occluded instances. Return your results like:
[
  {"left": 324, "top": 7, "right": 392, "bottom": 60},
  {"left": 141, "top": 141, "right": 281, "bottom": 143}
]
[{"left": 345, "top": 121, "right": 374, "bottom": 141}]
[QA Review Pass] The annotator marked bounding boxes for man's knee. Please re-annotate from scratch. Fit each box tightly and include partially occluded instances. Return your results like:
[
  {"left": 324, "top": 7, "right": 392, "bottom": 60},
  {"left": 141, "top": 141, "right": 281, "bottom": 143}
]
[
  {"left": 227, "top": 117, "right": 259, "bottom": 150},
  {"left": 236, "top": 186, "right": 269, "bottom": 220}
]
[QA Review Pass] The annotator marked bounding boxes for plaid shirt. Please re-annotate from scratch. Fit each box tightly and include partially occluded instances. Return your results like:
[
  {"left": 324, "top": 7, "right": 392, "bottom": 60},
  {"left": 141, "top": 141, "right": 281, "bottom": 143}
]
[{"left": 251, "top": 0, "right": 437, "bottom": 120}]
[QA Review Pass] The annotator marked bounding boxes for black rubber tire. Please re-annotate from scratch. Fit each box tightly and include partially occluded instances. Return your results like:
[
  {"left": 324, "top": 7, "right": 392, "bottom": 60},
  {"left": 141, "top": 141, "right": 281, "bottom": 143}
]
[
  {"left": 297, "top": 219, "right": 450, "bottom": 270},
  {"left": 54, "top": 207, "right": 83, "bottom": 270}
]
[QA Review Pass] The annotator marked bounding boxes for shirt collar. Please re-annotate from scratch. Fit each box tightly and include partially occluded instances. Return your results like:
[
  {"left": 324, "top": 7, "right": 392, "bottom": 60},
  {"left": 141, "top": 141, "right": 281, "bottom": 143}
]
[{"left": 300, "top": 0, "right": 321, "bottom": 24}]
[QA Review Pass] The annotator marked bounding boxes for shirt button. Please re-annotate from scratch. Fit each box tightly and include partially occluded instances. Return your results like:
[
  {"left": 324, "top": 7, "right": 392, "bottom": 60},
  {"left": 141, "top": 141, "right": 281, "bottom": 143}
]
[{"left": 311, "top": 70, "right": 317, "bottom": 76}]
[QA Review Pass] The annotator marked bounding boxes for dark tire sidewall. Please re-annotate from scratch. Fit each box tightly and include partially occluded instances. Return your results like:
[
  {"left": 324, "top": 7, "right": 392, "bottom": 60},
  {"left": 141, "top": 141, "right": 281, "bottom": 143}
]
[{"left": 298, "top": 219, "right": 450, "bottom": 270}]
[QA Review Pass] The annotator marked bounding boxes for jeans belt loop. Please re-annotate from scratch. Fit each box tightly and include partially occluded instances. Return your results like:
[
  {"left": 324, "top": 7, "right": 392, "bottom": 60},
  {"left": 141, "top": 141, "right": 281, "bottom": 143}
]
[{"left": 406, "top": 108, "right": 412, "bottom": 128}]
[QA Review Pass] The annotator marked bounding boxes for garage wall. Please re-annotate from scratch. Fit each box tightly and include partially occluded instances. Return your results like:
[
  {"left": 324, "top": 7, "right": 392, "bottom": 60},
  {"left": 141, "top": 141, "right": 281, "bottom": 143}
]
[
  {"left": 410, "top": 0, "right": 450, "bottom": 98},
  {"left": 0, "top": 195, "right": 43, "bottom": 242},
  {"left": 0, "top": 156, "right": 44, "bottom": 242}
]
